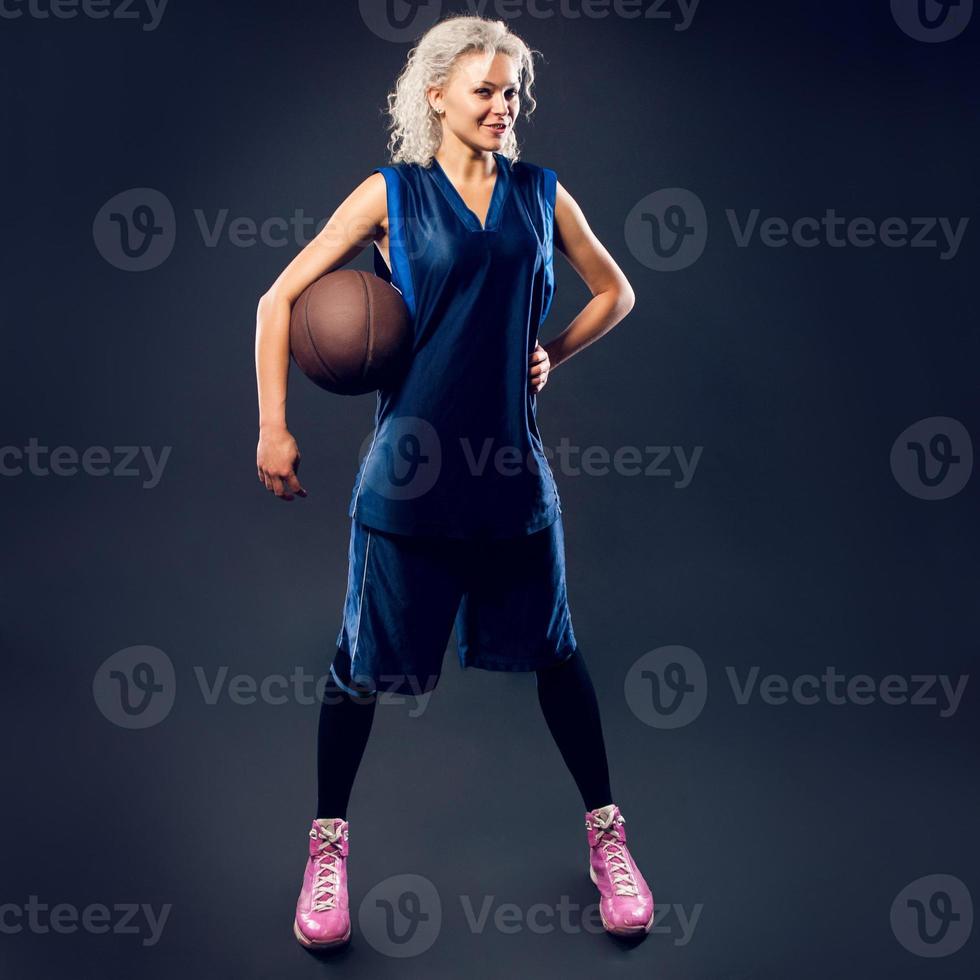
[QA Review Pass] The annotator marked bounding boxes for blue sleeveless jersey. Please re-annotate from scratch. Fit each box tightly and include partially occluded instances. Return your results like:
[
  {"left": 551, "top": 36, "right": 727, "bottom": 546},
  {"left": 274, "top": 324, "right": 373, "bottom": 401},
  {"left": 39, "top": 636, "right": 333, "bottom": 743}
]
[{"left": 346, "top": 151, "right": 562, "bottom": 539}]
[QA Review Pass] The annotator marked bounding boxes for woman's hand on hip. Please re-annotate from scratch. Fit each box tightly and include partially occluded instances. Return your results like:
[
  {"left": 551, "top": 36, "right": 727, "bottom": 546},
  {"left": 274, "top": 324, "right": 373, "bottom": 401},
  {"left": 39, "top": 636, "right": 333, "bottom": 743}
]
[{"left": 529, "top": 341, "right": 550, "bottom": 394}]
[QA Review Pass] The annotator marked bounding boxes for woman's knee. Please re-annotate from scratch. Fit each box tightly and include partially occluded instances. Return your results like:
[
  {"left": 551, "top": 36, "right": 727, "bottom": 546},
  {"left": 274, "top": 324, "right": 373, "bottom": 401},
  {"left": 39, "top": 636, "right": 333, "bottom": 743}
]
[
  {"left": 535, "top": 646, "right": 584, "bottom": 686},
  {"left": 327, "top": 646, "right": 377, "bottom": 703}
]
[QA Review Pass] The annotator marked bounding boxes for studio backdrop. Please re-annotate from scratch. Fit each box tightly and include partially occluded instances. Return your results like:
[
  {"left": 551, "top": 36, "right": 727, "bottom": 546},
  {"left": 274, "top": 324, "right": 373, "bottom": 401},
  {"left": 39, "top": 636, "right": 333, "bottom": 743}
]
[{"left": 1, "top": 2, "right": 976, "bottom": 978}]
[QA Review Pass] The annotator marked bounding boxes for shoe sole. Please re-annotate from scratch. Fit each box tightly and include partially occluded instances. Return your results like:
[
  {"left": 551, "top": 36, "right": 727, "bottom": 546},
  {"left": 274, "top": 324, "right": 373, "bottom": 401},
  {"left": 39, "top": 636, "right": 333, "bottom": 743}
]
[
  {"left": 293, "top": 916, "right": 351, "bottom": 948},
  {"left": 589, "top": 864, "right": 655, "bottom": 935}
]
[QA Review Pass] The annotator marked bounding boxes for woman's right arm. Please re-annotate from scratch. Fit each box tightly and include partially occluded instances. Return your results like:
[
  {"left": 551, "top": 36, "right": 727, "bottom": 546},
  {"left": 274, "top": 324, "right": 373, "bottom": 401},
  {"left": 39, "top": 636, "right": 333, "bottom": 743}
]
[{"left": 255, "top": 171, "right": 388, "bottom": 501}]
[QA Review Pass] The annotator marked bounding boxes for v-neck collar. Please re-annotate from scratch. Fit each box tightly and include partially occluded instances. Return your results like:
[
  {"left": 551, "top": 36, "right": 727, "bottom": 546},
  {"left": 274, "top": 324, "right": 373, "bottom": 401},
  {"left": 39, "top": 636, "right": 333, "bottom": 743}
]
[{"left": 428, "top": 152, "right": 510, "bottom": 233}]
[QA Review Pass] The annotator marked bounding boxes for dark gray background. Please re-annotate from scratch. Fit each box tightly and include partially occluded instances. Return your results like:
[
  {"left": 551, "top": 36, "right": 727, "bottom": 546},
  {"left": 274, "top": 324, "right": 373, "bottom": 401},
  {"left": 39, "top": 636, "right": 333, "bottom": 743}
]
[{"left": 1, "top": 0, "right": 977, "bottom": 977}]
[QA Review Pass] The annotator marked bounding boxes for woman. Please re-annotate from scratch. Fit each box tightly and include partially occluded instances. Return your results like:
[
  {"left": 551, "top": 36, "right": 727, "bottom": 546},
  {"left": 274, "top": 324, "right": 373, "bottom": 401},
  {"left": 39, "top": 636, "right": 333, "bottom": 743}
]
[{"left": 254, "top": 14, "right": 652, "bottom": 948}]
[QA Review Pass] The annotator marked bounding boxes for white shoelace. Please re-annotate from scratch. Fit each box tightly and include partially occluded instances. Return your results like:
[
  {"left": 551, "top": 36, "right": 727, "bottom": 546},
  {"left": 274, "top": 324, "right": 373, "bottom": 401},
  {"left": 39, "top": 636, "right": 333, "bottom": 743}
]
[
  {"left": 309, "top": 824, "right": 344, "bottom": 912},
  {"left": 593, "top": 814, "right": 639, "bottom": 897}
]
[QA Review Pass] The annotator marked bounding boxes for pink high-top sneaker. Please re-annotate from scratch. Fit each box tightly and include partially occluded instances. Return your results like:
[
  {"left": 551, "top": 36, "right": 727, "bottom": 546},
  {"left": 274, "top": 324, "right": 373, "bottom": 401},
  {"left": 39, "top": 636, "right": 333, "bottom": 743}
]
[
  {"left": 293, "top": 817, "right": 351, "bottom": 948},
  {"left": 585, "top": 803, "right": 655, "bottom": 936}
]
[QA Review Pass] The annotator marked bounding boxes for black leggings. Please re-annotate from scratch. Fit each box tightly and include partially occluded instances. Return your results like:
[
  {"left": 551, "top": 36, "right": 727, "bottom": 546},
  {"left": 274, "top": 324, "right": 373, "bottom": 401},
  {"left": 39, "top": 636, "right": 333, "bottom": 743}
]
[{"left": 316, "top": 646, "right": 613, "bottom": 819}]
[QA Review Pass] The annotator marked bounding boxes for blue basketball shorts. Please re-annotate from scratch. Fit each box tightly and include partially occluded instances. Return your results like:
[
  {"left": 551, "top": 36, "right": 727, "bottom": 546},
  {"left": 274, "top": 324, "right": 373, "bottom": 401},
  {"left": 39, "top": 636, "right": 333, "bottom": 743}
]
[{"left": 332, "top": 515, "right": 578, "bottom": 697}]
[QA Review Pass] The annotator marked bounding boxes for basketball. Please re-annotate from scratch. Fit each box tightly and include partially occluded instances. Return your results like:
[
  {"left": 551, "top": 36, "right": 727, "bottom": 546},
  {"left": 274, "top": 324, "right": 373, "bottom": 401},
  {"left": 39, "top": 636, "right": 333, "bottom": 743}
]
[{"left": 289, "top": 270, "right": 412, "bottom": 396}]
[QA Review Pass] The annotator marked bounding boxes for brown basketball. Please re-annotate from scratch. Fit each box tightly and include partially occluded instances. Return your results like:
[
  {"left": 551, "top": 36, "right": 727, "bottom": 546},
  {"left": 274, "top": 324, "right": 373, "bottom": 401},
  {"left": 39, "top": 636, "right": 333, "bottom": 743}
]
[{"left": 289, "top": 270, "right": 412, "bottom": 395}]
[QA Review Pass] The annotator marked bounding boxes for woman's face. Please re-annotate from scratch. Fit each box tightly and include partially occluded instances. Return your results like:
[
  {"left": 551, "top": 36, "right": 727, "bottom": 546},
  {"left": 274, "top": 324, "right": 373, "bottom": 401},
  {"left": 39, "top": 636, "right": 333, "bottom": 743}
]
[{"left": 429, "top": 51, "right": 521, "bottom": 152}]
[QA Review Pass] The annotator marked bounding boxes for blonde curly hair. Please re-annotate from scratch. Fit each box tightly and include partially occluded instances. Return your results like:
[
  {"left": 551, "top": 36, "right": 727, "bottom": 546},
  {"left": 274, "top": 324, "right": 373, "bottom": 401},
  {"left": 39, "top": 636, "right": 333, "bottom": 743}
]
[{"left": 381, "top": 14, "right": 542, "bottom": 167}]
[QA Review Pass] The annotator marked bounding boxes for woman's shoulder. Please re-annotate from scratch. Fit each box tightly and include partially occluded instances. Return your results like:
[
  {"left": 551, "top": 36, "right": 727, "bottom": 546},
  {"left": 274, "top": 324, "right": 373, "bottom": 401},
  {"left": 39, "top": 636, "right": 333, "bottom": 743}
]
[
  {"left": 507, "top": 155, "right": 557, "bottom": 182},
  {"left": 370, "top": 160, "right": 425, "bottom": 193},
  {"left": 507, "top": 156, "right": 557, "bottom": 202},
  {"left": 373, "top": 160, "right": 417, "bottom": 175}
]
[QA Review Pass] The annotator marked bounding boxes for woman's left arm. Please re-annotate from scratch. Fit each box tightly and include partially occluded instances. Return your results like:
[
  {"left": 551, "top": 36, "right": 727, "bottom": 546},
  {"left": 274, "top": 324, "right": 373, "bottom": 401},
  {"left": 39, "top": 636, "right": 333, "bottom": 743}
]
[{"left": 530, "top": 179, "right": 636, "bottom": 390}]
